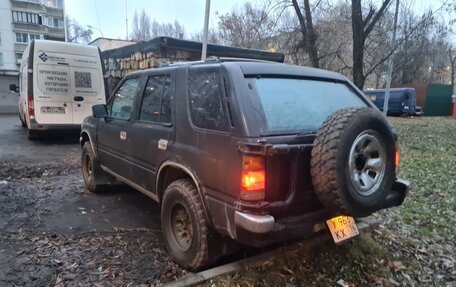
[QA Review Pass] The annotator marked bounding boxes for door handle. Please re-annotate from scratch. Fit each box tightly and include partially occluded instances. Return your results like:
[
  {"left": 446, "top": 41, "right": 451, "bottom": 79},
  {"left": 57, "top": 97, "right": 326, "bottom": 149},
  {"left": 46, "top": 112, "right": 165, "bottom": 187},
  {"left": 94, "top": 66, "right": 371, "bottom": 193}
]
[
  {"left": 73, "top": 96, "right": 84, "bottom": 101},
  {"left": 158, "top": 139, "right": 168, "bottom": 150},
  {"left": 120, "top": 131, "right": 127, "bottom": 140}
]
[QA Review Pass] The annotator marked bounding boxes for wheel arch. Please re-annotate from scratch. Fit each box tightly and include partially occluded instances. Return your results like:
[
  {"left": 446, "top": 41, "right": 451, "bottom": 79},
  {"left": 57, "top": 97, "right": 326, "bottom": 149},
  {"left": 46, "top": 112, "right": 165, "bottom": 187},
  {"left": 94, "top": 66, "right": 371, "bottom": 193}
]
[
  {"left": 80, "top": 130, "right": 97, "bottom": 158},
  {"left": 156, "top": 161, "right": 211, "bottom": 224}
]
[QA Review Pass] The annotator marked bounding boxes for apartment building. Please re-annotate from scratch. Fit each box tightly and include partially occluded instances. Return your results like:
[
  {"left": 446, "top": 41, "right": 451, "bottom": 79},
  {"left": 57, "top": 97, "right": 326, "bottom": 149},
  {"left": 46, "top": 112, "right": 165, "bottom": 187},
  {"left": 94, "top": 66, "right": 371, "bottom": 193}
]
[{"left": 0, "top": 0, "right": 65, "bottom": 113}]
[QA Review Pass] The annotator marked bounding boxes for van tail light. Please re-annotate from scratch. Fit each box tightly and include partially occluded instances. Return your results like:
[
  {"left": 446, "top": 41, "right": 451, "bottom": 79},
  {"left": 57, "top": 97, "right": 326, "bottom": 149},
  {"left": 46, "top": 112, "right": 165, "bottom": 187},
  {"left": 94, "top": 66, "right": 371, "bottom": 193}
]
[
  {"left": 240, "top": 155, "right": 265, "bottom": 201},
  {"left": 395, "top": 142, "right": 400, "bottom": 168},
  {"left": 27, "top": 91, "right": 35, "bottom": 119}
]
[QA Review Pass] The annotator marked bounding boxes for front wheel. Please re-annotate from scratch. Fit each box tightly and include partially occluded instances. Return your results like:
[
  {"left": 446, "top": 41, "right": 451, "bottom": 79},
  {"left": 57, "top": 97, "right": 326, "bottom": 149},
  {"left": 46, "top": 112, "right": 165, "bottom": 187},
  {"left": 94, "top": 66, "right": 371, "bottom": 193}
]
[
  {"left": 161, "top": 179, "right": 222, "bottom": 271},
  {"left": 81, "top": 142, "right": 113, "bottom": 193}
]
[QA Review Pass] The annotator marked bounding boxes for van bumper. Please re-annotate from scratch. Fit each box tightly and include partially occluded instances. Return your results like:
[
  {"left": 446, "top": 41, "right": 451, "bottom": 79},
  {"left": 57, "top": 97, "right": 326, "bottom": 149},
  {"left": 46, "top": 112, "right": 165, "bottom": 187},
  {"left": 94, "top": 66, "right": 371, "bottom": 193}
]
[{"left": 29, "top": 119, "right": 81, "bottom": 131}]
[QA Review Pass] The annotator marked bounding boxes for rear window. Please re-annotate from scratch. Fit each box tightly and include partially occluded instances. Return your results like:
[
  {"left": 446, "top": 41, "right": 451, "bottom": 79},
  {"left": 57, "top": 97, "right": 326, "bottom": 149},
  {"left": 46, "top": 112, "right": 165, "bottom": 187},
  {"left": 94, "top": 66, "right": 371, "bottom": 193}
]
[{"left": 250, "top": 78, "right": 366, "bottom": 134}]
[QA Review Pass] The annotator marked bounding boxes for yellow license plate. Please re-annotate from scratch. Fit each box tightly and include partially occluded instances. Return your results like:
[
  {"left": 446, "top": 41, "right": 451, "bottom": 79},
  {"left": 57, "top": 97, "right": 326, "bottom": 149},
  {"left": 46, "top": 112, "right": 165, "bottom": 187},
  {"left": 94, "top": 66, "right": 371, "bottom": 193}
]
[{"left": 326, "top": 215, "right": 359, "bottom": 244}]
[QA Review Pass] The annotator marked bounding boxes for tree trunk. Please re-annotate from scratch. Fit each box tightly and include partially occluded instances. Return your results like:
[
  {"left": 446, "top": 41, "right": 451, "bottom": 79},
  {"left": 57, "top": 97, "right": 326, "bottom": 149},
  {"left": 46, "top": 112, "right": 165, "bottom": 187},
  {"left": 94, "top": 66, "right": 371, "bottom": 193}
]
[
  {"left": 291, "top": 0, "right": 319, "bottom": 68},
  {"left": 351, "top": 0, "right": 365, "bottom": 89},
  {"left": 303, "top": 0, "right": 319, "bottom": 68},
  {"left": 450, "top": 48, "right": 455, "bottom": 92}
]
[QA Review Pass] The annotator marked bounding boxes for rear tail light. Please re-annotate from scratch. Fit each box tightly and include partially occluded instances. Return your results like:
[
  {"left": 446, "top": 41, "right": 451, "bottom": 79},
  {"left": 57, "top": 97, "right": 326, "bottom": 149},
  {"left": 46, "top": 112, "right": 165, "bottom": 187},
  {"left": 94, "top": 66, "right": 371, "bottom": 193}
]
[
  {"left": 395, "top": 142, "right": 400, "bottom": 168},
  {"left": 240, "top": 155, "right": 265, "bottom": 201},
  {"left": 27, "top": 91, "right": 35, "bottom": 119}
]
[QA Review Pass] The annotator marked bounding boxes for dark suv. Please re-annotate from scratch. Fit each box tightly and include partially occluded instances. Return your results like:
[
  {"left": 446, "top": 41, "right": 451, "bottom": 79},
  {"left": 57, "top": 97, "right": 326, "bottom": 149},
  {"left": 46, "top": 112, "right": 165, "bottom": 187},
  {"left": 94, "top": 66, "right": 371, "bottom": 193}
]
[{"left": 80, "top": 58, "right": 409, "bottom": 270}]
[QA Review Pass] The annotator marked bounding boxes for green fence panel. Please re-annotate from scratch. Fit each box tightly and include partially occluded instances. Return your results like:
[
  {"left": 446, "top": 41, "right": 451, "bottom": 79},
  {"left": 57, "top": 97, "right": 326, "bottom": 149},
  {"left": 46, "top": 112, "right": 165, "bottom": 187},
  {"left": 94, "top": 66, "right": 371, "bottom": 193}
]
[{"left": 425, "top": 84, "right": 453, "bottom": 116}]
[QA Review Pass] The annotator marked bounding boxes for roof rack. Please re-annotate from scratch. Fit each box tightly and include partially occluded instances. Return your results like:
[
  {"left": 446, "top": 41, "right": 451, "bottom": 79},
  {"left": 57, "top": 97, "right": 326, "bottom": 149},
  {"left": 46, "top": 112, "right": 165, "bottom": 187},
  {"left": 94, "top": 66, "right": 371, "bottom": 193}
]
[
  {"left": 204, "top": 56, "right": 278, "bottom": 63},
  {"left": 159, "top": 56, "right": 278, "bottom": 68}
]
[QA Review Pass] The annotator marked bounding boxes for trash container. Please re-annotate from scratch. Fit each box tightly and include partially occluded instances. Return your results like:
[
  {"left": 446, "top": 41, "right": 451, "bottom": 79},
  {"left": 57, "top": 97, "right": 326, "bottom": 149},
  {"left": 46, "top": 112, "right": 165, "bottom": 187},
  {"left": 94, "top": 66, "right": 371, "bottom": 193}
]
[{"left": 452, "top": 95, "right": 456, "bottom": 118}]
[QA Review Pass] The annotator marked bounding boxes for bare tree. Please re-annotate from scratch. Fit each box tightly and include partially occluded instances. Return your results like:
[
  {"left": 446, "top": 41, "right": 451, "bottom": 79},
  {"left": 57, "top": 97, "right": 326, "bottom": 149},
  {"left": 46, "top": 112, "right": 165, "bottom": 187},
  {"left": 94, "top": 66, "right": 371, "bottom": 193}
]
[
  {"left": 191, "top": 28, "right": 221, "bottom": 44},
  {"left": 449, "top": 47, "right": 455, "bottom": 89},
  {"left": 66, "top": 17, "right": 93, "bottom": 44},
  {"left": 150, "top": 20, "right": 186, "bottom": 39},
  {"left": 131, "top": 9, "right": 151, "bottom": 41},
  {"left": 351, "top": 0, "right": 392, "bottom": 89},
  {"left": 290, "top": 0, "right": 319, "bottom": 68},
  {"left": 130, "top": 9, "right": 186, "bottom": 40},
  {"left": 217, "top": 2, "right": 277, "bottom": 49}
]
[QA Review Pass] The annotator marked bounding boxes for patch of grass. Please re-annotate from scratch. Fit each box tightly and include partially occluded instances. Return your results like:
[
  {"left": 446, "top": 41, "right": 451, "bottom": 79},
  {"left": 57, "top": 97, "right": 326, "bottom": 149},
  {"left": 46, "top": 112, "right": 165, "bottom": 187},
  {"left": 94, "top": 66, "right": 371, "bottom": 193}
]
[
  {"left": 390, "top": 117, "right": 456, "bottom": 238},
  {"left": 205, "top": 234, "right": 395, "bottom": 287}
]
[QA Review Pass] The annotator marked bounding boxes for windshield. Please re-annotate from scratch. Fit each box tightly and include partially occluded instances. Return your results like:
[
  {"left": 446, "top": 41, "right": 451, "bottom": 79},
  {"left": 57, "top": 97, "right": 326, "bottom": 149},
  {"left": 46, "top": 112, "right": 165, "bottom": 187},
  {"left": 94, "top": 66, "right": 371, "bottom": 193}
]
[{"left": 250, "top": 77, "right": 367, "bottom": 134}]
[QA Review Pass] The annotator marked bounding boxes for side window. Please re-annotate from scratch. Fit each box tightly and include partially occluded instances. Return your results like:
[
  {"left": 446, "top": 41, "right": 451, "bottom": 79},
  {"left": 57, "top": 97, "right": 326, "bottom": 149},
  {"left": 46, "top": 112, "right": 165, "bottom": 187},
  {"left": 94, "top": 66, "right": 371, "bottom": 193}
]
[
  {"left": 110, "top": 78, "right": 140, "bottom": 120},
  {"left": 187, "top": 66, "right": 229, "bottom": 131},
  {"left": 139, "top": 75, "right": 172, "bottom": 123}
]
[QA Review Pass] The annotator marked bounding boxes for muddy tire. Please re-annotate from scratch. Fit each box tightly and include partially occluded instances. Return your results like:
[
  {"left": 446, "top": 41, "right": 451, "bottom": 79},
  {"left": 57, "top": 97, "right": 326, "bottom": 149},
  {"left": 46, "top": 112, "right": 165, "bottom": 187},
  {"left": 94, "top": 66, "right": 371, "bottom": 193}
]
[
  {"left": 81, "top": 141, "right": 113, "bottom": 193},
  {"left": 311, "top": 107, "right": 395, "bottom": 217},
  {"left": 161, "top": 179, "right": 221, "bottom": 271}
]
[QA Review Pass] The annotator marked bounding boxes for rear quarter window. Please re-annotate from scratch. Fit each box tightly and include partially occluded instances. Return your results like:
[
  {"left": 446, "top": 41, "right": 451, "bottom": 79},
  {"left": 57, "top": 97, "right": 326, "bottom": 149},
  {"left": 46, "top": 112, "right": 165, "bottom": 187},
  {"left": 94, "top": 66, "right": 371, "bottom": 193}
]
[
  {"left": 187, "top": 66, "right": 229, "bottom": 132},
  {"left": 249, "top": 77, "right": 366, "bottom": 134}
]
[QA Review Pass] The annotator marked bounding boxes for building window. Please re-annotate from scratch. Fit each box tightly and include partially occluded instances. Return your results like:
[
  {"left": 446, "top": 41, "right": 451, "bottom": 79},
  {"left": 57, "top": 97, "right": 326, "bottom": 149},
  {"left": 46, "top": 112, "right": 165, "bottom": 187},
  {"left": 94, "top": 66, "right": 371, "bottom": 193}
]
[
  {"left": 45, "top": 0, "right": 63, "bottom": 9},
  {"left": 16, "top": 33, "right": 28, "bottom": 43},
  {"left": 46, "top": 16, "right": 63, "bottom": 28},
  {"left": 0, "top": 53, "right": 3, "bottom": 66},
  {"left": 15, "top": 33, "right": 41, "bottom": 43},
  {"left": 12, "top": 11, "right": 39, "bottom": 24},
  {"left": 16, "top": 53, "right": 23, "bottom": 61}
]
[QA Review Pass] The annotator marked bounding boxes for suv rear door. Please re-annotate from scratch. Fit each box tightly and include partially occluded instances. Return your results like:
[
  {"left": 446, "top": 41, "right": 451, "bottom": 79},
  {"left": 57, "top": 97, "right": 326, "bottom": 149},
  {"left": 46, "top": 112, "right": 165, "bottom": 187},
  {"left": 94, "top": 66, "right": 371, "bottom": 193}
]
[{"left": 126, "top": 70, "right": 176, "bottom": 194}]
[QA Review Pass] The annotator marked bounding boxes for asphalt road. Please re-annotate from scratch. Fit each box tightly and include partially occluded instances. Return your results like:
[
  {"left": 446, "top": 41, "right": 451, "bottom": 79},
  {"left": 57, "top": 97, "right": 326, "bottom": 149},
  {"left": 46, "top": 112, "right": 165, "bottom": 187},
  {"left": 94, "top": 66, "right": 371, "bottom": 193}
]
[
  {"left": 0, "top": 113, "right": 162, "bottom": 234},
  {"left": 0, "top": 114, "right": 81, "bottom": 161}
]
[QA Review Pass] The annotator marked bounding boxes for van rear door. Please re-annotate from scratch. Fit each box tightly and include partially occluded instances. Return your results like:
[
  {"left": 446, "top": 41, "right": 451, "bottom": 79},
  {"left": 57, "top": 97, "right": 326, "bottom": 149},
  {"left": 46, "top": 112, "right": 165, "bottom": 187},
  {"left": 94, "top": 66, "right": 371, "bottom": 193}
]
[
  {"left": 70, "top": 59, "right": 104, "bottom": 124},
  {"left": 35, "top": 59, "right": 73, "bottom": 125}
]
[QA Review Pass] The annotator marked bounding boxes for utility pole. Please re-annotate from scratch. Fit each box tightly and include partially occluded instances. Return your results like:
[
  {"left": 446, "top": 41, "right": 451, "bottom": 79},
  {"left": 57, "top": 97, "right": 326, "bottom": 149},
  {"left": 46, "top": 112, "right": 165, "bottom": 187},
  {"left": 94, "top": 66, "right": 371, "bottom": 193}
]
[
  {"left": 383, "top": 0, "right": 400, "bottom": 116},
  {"left": 125, "top": 0, "right": 128, "bottom": 40},
  {"left": 201, "top": 0, "right": 210, "bottom": 60},
  {"left": 63, "top": 0, "right": 67, "bottom": 42}
]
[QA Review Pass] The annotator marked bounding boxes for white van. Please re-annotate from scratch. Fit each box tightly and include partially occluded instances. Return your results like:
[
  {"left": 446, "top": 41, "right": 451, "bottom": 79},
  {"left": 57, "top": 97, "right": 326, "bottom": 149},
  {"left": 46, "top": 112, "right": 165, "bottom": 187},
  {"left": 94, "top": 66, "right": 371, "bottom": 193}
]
[{"left": 14, "top": 40, "right": 106, "bottom": 139}]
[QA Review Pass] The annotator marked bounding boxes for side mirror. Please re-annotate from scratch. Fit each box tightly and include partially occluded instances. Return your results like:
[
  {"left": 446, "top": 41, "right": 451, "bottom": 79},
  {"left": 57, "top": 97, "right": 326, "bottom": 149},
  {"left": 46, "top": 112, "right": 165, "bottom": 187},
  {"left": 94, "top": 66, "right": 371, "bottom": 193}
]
[
  {"left": 9, "top": 84, "right": 19, "bottom": 93},
  {"left": 92, "top": 104, "right": 108, "bottom": 118}
]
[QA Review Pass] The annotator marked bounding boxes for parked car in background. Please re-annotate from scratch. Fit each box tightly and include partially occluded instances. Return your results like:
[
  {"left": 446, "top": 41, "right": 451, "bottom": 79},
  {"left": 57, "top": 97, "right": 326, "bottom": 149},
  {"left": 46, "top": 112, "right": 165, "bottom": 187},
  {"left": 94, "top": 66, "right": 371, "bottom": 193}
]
[
  {"left": 9, "top": 39, "right": 106, "bottom": 140},
  {"left": 80, "top": 58, "right": 409, "bottom": 270},
  {"left": 364, "top": 88, "right": 422, "bottom": 116}
]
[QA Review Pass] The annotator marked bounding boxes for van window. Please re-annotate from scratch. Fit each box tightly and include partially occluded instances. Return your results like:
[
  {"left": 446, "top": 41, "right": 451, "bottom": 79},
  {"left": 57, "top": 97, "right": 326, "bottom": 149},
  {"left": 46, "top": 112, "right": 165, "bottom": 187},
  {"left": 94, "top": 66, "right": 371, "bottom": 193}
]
[
  {"left": 187, "top": 66, "right": 229, "bottom": 132},
  {"left": 139, "top": 75, "right": 172, "bottom": 124},
  {"left": 110, "top": 78, "right": 140, "bottom": 120}
]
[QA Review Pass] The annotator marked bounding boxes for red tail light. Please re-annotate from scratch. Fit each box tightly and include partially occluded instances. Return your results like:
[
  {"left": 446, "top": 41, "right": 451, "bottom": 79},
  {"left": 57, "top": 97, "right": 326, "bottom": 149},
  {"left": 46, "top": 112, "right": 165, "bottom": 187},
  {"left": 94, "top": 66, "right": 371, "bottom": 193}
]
[
  {"left": 27, "top": 91, "right": 35, "bottom": 118},
  {"left": 240, "top": 155, "right": 265, "bottom": 201},
  {"left": 395, "top": 142, "right": 400, "bottom": 168}
]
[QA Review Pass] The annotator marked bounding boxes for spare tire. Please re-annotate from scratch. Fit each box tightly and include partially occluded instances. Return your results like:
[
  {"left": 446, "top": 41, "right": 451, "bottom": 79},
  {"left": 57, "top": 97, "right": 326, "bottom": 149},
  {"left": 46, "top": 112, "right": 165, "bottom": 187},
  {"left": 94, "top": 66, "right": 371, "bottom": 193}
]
[{"left": 311, "top": 107, "right": 395, "bottom": 217}]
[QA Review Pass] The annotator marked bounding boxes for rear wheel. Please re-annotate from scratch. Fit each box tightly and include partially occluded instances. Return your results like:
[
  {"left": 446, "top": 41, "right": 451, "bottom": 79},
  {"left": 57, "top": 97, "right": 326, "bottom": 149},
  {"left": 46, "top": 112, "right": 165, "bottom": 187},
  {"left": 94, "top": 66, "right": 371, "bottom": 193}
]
[
  {"left": 19, "top": 114, "right": 26, "bottom": 128},
  {"left": 311, "top": 107, "right": 395, "bottom": 217},
  {"left": 81, "top": 141, "right": 113, "bottom": 193},
  {"left": 161, "top": 179, "right": 223, "bottom": 271}
]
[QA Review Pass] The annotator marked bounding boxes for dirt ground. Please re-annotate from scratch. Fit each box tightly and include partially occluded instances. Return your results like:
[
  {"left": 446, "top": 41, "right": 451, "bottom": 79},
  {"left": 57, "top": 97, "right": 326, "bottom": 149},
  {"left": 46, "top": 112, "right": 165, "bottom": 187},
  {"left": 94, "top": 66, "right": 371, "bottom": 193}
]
[{"left": 0, "top": 115, "right": 185, "bottom": 286}]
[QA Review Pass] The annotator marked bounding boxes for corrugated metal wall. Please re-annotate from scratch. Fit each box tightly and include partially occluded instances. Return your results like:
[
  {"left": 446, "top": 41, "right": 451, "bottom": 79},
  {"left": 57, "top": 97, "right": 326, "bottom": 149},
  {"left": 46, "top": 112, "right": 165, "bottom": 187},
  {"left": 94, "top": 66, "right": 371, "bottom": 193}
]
[{"left": 425, "top": 84, "right": 453, "bottom": 116}]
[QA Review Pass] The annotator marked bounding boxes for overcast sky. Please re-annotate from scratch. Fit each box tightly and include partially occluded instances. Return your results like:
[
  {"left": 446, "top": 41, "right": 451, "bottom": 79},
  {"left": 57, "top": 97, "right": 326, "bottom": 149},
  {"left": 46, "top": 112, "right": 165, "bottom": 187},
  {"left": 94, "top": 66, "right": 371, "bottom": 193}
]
[
  {"left": 65, "top": 0, "right": 448, "bottom": 41},
  {"left": 65, "top": 0, "right": 252, "bottom": 40}
]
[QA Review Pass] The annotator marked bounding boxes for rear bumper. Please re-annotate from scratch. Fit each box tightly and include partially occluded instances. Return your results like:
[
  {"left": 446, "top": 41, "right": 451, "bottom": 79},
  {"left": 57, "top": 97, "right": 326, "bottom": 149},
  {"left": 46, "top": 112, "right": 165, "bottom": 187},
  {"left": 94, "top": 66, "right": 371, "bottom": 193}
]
[
  {"left": 234, "top": 209, "right": 328, "bottom": 247},
  {"left": 29, "top": 119, "right": 81, "bottom": 131},
  {"left": 232, "top": 178, "right": 409, "bottom": 247}
]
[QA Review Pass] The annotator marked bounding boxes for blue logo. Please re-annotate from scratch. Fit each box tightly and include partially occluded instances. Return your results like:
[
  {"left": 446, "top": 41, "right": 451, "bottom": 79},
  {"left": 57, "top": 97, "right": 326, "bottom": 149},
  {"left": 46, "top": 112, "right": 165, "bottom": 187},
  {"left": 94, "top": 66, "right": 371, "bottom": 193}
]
[{"left": 39, "top": 52, "right": 48, "bottom": 62}]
